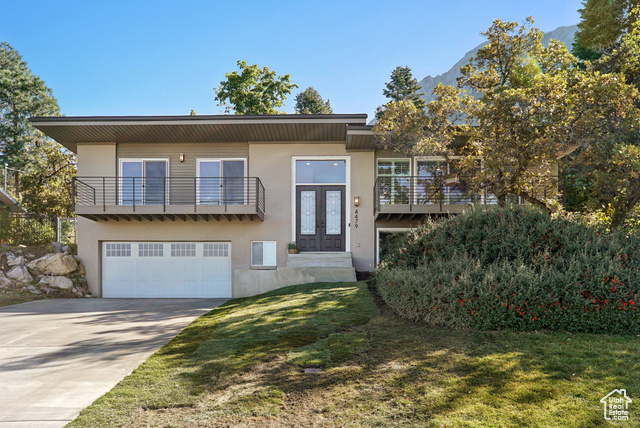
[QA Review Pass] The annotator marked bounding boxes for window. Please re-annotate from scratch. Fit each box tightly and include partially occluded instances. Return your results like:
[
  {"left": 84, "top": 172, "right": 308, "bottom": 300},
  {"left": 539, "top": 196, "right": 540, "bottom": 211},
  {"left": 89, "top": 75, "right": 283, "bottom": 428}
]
[
  {"left": 377, "top": 159, "right": 410, "bottom": 205},
  {"left": 296, "top": 160, "right": 346, "bottom": 184},
  {"left": 416, "top": 158, "right": 482, "bottom": 204},
  {"left": 139, "top": 243, "right": 163, "bottom": 257},
  {"left": 171, "top": 243, "right": 196, "bottom": 257},
  {"left": 106, "top": 243, "right": 131, "bottom": 257},
  {"left": 204, "top": 243, "right": 229, "bottom": 257},
  {"left": 251, "top": 241, "right": 276, "bottom": 267},
  {"left": 119, "top": 159, "right": 168, "bottom": 206},
  {"left": 197, "top": 159, "right": 247, "bottom": 205}
]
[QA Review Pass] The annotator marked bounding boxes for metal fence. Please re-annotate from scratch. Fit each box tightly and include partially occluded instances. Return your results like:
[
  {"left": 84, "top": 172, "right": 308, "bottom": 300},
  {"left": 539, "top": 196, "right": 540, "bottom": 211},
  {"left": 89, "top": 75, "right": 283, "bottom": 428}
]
[{"left": 0, "top": 213, "right": 76, "bottom": 246}]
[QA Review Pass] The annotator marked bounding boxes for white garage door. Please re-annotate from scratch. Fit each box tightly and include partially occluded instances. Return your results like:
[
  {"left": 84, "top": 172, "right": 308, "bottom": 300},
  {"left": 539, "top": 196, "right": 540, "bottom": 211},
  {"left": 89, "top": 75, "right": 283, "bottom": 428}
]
[{"left": 102, "top": 242, "right": 232, "bottom": 298}]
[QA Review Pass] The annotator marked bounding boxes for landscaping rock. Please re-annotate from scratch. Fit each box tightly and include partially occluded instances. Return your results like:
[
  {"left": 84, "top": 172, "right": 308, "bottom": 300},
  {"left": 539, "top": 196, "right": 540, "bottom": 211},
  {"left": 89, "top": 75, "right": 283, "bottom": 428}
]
[
  {"left": 77, "top": 263, "right": 86, "bottom": 276},
  {"left": 7, "top": 254, "right": 25, "bottom": 267},
  {"left": 38, "top": 276, "right": 74, "bottom": 290},
  {"left": 0, "top": 272, "right": 13, "bottom": 289},
  {"left": 27, "top": 253, "right": 78, "bottom": 276},
  {"left": 27, "top": 285, "right": 42, "bottom": 295},
  {"left": 6, "top": 265, "right": 33, "bottom": 285},
  {"left": 61, "top": 245, "right": 73, "bottom": 255},
  {"left": 25, "top": 253, "right": 36, "bottom": 260},
  {"left": 52, "top": 242, "right": 64, "bottom": 253}
]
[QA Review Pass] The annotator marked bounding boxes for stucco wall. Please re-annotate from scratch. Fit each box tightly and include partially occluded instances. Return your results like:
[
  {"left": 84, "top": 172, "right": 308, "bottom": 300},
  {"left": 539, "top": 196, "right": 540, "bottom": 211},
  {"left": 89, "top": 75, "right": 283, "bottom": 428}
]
[{"left": 78, "top": 141, "right": 376, "bottom": 297}]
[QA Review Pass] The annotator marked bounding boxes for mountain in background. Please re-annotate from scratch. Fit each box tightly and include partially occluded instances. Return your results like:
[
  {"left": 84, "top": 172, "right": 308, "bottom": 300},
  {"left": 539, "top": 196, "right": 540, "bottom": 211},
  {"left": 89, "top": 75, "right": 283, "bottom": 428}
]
[{"left": 417, "top": 25, "right": 578, "bottom": 104}]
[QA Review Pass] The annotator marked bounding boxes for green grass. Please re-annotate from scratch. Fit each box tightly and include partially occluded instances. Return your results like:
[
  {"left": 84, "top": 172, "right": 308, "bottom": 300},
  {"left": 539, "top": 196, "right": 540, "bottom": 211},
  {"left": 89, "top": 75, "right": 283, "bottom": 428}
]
[
  {"left": 0, "top": 290, "right": 47, "bottom": 307},
  {"left": 69, "top": 282, "right": 640, "bottom": 427}
]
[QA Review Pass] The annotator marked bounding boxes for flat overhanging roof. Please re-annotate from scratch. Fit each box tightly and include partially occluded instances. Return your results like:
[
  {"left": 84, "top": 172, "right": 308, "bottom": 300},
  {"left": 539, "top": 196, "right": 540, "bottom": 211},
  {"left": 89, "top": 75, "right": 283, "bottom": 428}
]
[{"left": 30, "top": 114, "right": 371, "bottom": 152}]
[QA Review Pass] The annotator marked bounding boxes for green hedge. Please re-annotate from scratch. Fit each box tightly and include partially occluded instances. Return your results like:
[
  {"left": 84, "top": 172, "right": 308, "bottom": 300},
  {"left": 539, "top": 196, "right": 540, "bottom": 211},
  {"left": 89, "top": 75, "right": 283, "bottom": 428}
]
[{"left": 373, "top": 205, "right": 640, "bottom": 334}]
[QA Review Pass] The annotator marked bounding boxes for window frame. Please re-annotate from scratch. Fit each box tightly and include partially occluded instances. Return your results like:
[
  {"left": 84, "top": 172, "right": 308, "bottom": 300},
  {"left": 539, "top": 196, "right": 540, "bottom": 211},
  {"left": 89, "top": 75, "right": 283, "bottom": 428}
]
[
  {"left": 251, "top": 241, "right": 277, "bottom": 269},
  {"left": 196, "top": 158, "right": 248, "bottom": 205},
  {"left": 118, "top": 158, "right": 170, "bottom": 206}
]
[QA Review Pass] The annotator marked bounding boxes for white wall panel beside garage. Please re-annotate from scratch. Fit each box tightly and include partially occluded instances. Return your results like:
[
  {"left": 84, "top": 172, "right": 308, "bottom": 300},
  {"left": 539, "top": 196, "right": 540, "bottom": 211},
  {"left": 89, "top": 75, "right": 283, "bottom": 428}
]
[{"left": 102, "top": 242, "right": 232, "bottom": 298}]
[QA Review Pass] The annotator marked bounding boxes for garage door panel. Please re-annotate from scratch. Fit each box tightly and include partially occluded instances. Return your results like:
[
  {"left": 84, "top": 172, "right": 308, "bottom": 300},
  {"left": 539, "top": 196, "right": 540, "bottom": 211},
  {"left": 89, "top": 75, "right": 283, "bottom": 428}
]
[{"left": 102, "top": 242, "right": 232, "bottom": 298}]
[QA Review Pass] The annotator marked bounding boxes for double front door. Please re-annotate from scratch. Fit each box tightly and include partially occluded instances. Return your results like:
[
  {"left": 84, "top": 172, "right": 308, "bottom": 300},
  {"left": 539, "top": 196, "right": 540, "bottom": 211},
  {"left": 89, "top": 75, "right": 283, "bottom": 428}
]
[{"left": 296, "top": 185, "right": 345, "bottom": 251}]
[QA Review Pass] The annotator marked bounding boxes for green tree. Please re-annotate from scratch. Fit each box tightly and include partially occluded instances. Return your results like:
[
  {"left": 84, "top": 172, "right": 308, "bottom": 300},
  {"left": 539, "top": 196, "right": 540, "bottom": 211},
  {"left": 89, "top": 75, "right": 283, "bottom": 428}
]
[
  {"left": 376, "top": 66, "right": 426, "bottom": 119},
  {"left": 20, "top": 136, "right": 76, "bottom": 216},
  {"left": 572, "top": 0, "right": 639, "bottom": 62},
  {"left": 0, "top": 42, "right": 60, "bottom": 168},
  {"left": 455, "top": 17, "right": 638, "bottom": 210},
  {"left": 566, "top": 9, "right": 640, "bottom": 227},
  {"left": 374, "top": 18, "right": 639, "bottom": 216},
  {"left": 294, "top": 87, "right": 333, "bottom": 114},
  {"left": 214, "top": 60, "right": 298, "bottom": 115}
]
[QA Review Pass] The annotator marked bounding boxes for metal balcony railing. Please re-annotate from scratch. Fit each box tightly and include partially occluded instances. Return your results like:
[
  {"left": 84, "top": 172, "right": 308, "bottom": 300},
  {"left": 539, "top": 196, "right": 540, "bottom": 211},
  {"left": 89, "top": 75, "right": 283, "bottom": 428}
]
[
  {"left": 374, "top": 175, "right": 557, "bottom": 212},
  {"left": 73, "top": 177, "right": 266, "bottom": 215}
]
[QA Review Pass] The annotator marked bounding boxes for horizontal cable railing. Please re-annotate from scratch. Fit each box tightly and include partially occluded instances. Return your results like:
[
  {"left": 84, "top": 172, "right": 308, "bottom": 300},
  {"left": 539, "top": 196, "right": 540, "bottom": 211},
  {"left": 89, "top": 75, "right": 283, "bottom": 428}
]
[
  {"left": 73, "top": 177, "right": 266, "bottom": 214},
  {"left": 374, "top": 175, "right": 558, "bottom": 211}
]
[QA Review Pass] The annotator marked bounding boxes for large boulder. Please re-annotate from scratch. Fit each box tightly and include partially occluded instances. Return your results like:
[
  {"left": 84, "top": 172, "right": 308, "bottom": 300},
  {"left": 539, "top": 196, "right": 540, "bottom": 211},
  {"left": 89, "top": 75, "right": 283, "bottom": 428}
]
[
  {"left": 0, "top": 271, "right": 13, "bottom": 289},
  {"left": 6, "top": 265, "right": 33, "bottom": 285},
  {"left": 38, "top": 276, "right": 74, "bottom": 290},
  {"left": 27, "top": 253, "right": 78, "bottom": 276}
]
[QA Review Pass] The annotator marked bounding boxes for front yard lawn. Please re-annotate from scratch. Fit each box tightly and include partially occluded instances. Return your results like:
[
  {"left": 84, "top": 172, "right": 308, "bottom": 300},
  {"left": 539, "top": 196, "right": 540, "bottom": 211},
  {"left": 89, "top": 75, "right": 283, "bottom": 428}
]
[{"left": 71, "top": 282, "right": 639, "bottom": 427}]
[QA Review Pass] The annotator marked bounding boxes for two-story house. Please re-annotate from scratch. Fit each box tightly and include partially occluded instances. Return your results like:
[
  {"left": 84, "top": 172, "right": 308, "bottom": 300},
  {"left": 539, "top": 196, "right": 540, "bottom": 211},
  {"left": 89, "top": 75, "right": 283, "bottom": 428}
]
[{"left": 31, "top": 114, "right": 507, "bottom": 299}]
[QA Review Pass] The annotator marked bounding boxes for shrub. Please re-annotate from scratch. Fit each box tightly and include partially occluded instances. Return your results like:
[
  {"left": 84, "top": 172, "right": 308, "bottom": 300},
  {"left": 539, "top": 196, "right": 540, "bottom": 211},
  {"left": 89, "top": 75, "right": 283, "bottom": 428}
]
[{"left": 373, "top": 204, "right": 640, "bottom": 334}]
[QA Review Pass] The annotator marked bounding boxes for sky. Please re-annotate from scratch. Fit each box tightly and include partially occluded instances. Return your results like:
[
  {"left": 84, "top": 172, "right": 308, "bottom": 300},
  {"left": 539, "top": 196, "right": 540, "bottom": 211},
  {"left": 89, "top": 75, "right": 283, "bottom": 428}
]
[{"left": 2, "top": 0, "right": 583, "bottom": 120}]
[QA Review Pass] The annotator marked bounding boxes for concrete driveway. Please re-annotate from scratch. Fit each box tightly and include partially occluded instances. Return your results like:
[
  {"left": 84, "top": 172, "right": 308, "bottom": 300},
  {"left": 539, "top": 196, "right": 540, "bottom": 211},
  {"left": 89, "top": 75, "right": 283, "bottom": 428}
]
[{"left": 0, "top": 298, "right": 227, "bottom": 427}]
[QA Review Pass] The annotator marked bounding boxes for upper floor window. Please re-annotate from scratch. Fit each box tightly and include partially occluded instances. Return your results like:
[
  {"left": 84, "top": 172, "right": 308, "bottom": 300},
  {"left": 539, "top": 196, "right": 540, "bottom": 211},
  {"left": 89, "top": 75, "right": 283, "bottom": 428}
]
[
  {"left": 119, "top": 159, "right": 168, "bottom": 206},
  {"left": 377, "top": 159, "right": 410, "bottom": 205},
  {"left": 197, "top": 159, "right": 247, "bottom": 205}
]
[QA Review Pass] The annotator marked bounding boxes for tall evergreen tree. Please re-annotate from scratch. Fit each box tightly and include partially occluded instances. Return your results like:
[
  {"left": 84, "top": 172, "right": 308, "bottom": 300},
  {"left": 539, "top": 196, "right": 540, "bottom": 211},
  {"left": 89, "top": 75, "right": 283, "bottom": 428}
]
[
  {"left": 383, "top": 66, "right": 426, "bottom": 109},
  {"left": 294, "top": 87, "right": 333, "bottom": 114},
  {"left": 0, "top": 42, "right": 60, "bottom": 168},
  {"left": 0, "top": 42, "right": 75, "bottom": 216},
  {"left": 572, "top": 0, "right": 639, "bottom": 61},
  {"left": 376, "top": 66, "right": 426, "bottom": 119}
]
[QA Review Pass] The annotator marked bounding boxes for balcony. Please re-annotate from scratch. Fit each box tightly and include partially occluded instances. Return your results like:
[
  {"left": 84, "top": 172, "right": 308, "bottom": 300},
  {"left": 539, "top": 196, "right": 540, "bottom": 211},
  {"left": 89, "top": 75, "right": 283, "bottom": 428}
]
[
  {"left": 73, "top": 177, "right": 265, "bottom": 222},
  {"left": 374, "top": 175, "right": 555, "bottom": 221}
]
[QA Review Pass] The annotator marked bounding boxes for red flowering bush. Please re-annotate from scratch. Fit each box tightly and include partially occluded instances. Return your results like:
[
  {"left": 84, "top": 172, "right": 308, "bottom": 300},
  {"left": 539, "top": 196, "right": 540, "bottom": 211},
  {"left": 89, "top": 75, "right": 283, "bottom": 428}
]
[{"left": 373, "top": 205, "right": 640, "bottom": 334}]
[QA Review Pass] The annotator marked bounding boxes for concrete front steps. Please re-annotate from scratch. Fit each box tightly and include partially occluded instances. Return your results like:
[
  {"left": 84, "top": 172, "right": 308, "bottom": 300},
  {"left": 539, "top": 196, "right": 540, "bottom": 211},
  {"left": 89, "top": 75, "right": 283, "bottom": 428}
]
[
  {"left": 235, "top": 251, "right": 356, "bottom": 297},
  {"left": 287, "top": 252, "right": 354, "bottom": 268},
  {"left": 286, "top": 252, "right": 356, "bottom": 282}
]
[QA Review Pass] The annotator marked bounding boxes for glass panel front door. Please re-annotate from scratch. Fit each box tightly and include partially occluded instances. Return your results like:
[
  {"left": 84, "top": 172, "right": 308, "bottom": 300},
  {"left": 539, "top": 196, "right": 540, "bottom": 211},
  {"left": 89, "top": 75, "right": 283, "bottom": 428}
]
[
  {"left": 325, "top": 190, "right": 341, "bottom": 235},
  {"left": 296, "top": 185, "right": 345, "bottom": 251},
  {"left": 300, "top": 191, "right": 316, "bottom": 235}
]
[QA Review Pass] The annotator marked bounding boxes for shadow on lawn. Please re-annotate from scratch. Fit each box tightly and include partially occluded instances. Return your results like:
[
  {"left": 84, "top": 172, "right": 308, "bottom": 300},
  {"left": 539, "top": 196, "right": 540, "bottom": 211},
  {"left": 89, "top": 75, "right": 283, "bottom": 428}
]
[{"left": 126, "top": 282, "right": 636, "bottom": 426}]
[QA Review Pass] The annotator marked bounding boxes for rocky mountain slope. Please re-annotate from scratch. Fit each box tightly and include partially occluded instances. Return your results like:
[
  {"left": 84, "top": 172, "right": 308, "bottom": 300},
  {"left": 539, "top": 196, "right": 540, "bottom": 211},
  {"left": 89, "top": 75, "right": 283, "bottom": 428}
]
[{"left": 418, "top": 25, "right": 577, "bottom": 103}]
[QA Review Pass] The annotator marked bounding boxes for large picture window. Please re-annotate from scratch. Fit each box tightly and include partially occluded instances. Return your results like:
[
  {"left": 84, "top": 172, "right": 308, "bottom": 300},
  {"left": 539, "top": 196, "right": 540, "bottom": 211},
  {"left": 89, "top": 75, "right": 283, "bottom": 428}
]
[{"left": 377, "top": 159, "right": 410, "bottom": 205}]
